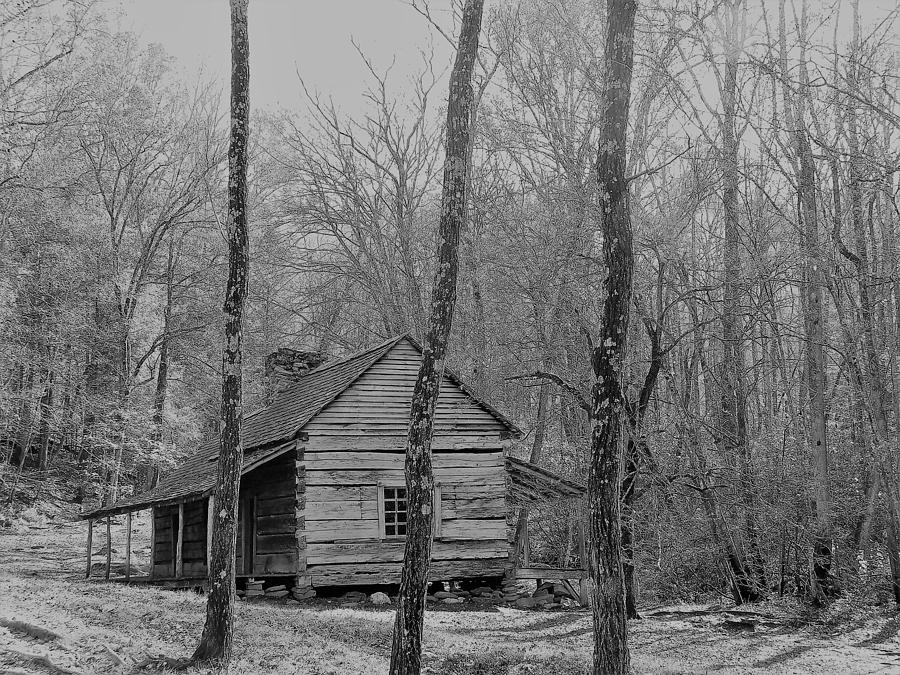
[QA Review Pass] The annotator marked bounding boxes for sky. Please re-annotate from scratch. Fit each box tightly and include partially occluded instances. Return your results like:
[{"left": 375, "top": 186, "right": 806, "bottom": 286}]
[
  {"left": 103, "top": 0, "right": 899, "bottom": 120},
  {"left": 106, "top": 0, "right": 456, "bottom": 115}
]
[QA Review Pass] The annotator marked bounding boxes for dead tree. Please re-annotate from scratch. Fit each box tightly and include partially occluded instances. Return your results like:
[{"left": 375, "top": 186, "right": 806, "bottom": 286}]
[
  {"left": 389, "top": 1, "right": 485, "bottom": 673},
  {"left": 588, "top": 0, "right": 636, "bottom": 673},
  {"left": 191, "top": 0, "right": 250, "bottom": 666}
]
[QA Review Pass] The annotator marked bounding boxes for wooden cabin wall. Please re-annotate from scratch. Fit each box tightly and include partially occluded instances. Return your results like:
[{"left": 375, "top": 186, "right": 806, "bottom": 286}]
[
  {"left": 237, "top": 449, "right": 298, "bottom": 576},
  {"left": 151, "top": 500, "right": 206, "bottom": 578},
  {"left": 301, "top": 339, "right": 510, "bottom": 586}
]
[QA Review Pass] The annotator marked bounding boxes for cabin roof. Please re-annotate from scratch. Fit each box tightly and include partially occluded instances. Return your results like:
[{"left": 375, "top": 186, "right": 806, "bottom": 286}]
[
  {"left": 81, "top": 334, "right": 523, "bottom": 519},
  {"left": 505, "top": 456, "right": 586, "bottom": 504}
]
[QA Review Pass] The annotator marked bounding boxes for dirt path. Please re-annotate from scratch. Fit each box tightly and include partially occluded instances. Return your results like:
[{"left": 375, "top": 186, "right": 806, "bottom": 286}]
[{"left": 1, "top": 519, "right": 899, "bottom": 674}]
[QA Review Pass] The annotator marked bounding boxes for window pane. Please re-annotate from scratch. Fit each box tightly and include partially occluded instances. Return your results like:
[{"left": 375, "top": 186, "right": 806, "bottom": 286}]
[
  {"left": 385, "top": 512, "right": 395, "bottom": 523},
  {"left": 397, "top": 524, "right": 406, "bottom": 536}
]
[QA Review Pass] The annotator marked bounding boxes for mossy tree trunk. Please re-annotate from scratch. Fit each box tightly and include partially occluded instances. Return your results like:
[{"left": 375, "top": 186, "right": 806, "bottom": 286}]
[
  {"left": 191, "top": 0, "right": 250, "bottom": 666},
  {"left": 389, "top": 1, "right": 484, "bottom": 673},
  {"left": 589, "top": 0, "right": 636, "bottom": 673}
]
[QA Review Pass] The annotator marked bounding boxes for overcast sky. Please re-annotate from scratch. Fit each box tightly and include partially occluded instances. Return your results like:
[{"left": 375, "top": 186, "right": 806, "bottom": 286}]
[
  {"left": 105, "top": 0, "right": 898, "bottom": 119},
  {"left": 106, "top": 0, "right": 455, "bottom": 114}
]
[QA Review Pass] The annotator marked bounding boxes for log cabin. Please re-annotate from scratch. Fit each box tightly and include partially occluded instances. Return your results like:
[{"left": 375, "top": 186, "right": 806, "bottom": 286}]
[{"left": 80, "top": 335, "right": 586, "bottom": 591}]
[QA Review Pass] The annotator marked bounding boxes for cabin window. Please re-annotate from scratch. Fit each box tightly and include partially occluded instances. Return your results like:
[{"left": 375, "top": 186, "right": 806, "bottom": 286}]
[
  {"left": 382, "top": 487, "right": 407, "bottom": 537},
  {"left": 378, "top": 484, "right": 442, "bottom": 539}
]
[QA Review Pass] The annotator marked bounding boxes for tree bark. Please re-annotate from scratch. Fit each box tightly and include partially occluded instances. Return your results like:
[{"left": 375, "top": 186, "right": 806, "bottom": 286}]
[
  {"left": 588, "top": 0, "right": 636, "bottom": 672},
  {"left": 388, "top": 2, "right": 484, "bottom": 673},
  {"left": 191, "top": 0, "right": 250, "bottom": 666}
]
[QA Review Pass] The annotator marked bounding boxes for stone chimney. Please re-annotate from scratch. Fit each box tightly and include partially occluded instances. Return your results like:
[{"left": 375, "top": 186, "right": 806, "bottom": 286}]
[{"left": 264, "top": 348, "right": 327, "bottom": 403}]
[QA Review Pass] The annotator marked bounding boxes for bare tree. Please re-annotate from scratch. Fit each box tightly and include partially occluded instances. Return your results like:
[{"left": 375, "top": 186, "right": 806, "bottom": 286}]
[
  {"left": 389, "top": 1, "right": 485, "bottom": 672},
  {"left": 589, "top": 0, "right": 636, "bottom": 673},
  {"left": 191, "top": 0, "right": 250, "bottom": 665}
]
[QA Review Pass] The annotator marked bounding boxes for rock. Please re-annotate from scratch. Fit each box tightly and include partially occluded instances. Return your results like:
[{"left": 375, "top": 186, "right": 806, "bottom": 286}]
[
  {"left": 472, "top": 586, "right": 494, "bottom": 596},
  {"left": 267, "top": 590, "right": 290, "bottom": 599},
  {"left": 514, "top": 597, "right": 540, "bottom": 609},
  {"left": 266, "top": 584, "right": 287, "bottom": 593},
  {"left": 245, "top": 589, "right": 264, "bottom": 597},
  {"left": 546, "top": 603, "right": 561, "bottom": 609},
  {"left": 426, "top": 595, "right": 438, "bottom": 603},
  {"left": 292, "top": 588, "right": 316, "bottom": 601},
  {"left": 560, "top": 597, "right": 577, "bottom": 608},
  {"left": 370, "top": 592, "right": 391, "bottom": 606},
  {"left": 340, "top": 591, "right": 366, "bottom": 602},
  {"left": 442, "top": 597, "right": 463, "bottom": 605},
  {"left": 455, "top": 590, "right": 470, "bottom": 597},
  {"left": 502, "top": 594, "right": 519, "bottom": 602},
  {"left": 434, "top": 591, "right": 457, "bottom": 599}
]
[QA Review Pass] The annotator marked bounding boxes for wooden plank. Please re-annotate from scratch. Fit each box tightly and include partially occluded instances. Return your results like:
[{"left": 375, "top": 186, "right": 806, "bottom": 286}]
[
  {"left": 125, "top": 511, "right": 132, "bottom": 581},
  {"left": 256, "top": 496, "right": 295, "bottom": 517},
  {"left": 305, "top": 436, "right": 503, "bottom": 452},
  {"left": 255, "top": 533, "right": 295, "bottom": 555},
  {"left": 256, "top": 513, "right": 295, "bottom": 535},
  {"left": 309, "top": 558, "right": 508, "bottom": 586},
  {"left": 85, "top": 519, "right": 93, "bottom": 579},
  {"left": 305, "top": 499, "right": 377, "bottom": 520},
  {"left": 254, "top": 552, "right": 298, "bottom": 575},
  {"left": 304, "top": 451, "right": 503, "bottom": 470},
  {"left": 305, "top": 467, "right": 505, "bottom": 486},
  {"left": 175, "top": 503, "right": 184, "bottom": 578},
  {"left": 514, "top": 567, "right": 587, "bottom": 580},
  {"left": 305, "top": 485, "right": 368, "bottom": 502},
  {"left": 306, "top": 539, "right": 508, "bottom": 565},
  {"left": 105, "top": 517, "right": 111, "bottom": 580},
  {"left": 305, "top": 519, "right": 380, "bottom": 542},
  {"left": 149, "top": 508, "right": 155, "bottom": 579},
  {"left": 441, "top": 518, "right": 507, "bottom": 541}
]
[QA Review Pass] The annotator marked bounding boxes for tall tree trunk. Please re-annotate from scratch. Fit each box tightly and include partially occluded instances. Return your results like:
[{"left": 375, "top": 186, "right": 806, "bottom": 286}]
[
  {"left": 588, "top": 1, "right": 636, "bottom": 672},
  {"left": 777, "top": 0, "right": 832, "bottom": 600},
  {"left": 389, "top": 2, "right": 484, "bottom": 672},
  {"left": 718, "top": 0, "right": 766, "bottom": 601},
  {"left": 191, "top": 0, "right": 250, "bottom": 665}
]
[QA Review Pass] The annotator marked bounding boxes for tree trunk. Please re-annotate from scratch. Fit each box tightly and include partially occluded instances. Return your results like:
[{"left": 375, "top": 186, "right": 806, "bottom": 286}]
[
  {"left": 37, "top": 368, "right": 54, "bottom": 472},
  {"left": 191, "top": 0, "right": 250, "bottom": 665},
  {"left": 777, "top": 0, "right": 832, "bottom": 600},
  {"left": 718, "top": 0, "right": 766, "bottom": 601},
  {"left": 588, "top": 1, "right": 636, "bottom": 672},
  {"left": 388, "top": 2, "right": 484, "bottom": 673}
]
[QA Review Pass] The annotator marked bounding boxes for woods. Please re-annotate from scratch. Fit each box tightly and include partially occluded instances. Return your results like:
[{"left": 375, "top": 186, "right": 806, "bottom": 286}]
[{"left": 5, "top": 0, "right": 900, "bottom": 672}]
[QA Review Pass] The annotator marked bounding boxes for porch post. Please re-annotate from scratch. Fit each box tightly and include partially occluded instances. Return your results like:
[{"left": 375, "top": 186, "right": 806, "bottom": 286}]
[
  {"left": 85, "top": 519, "right": 93, "bottom": 579},
  {"left": 149, "top": 507, "right": 155, "bottom": 579},
  {"left": 175, "top": 502, "right": 184, "bottom": 578},
  {"left": 125, "top": 511, "right": 132, "bottom": 581},
  {"left": 105, "top": 516, "right": 111, "bottom": 580}
]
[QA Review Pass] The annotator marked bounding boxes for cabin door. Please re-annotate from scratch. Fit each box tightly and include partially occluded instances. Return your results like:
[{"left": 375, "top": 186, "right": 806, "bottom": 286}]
[{"left": 238, "top": 495, "right": 256, "bottom": 575}]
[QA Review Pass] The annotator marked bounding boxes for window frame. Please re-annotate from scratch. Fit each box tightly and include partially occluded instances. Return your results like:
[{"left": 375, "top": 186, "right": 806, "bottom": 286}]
[{"left": 377, "top": 483, "right": 442, "bottom": 541}]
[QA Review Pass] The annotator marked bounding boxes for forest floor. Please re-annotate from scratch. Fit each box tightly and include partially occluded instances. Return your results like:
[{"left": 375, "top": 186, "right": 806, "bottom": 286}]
[{"left": 2, "top": 513, "right": 900, "bottom": 674}]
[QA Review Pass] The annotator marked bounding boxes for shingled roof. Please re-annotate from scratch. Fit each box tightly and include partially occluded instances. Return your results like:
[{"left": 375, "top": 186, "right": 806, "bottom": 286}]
[{"left": 81, "top": 335, "right": 523, "bottom": 519}]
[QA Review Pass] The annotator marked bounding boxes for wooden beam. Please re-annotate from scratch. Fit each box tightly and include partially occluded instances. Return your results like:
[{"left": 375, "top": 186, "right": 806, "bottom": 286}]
[
  {"left": 125, "top": 511, "right": 132, "bottom": 581},
  {"left": 514, "top": 567, "right": 587, "bottom": 580},
  {"left": 149, "top": 508, "right": 155, "bottom": 579},
  {"left": 522, "top": 508, "right": 530, "bottom": 567},
  {"left": 85, "top": 519, "right": 93, "bottom": 579},
  {"left": 175, "top": 502, "right": 184, "bottom": 578},
  {"left": 105, "top": 516, "right": 111, "bottom": 580},
  {"left": 206, "top": 494, "right": 214, "bottom": 571}
]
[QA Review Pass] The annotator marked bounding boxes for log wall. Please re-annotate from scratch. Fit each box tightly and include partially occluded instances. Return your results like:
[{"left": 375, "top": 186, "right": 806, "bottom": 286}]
[
  {"left": 302, "top": 338, "right": 511, "bottom": 586},
  {"left": 152, "top": 500, "right": 207, "bottom": 578}
]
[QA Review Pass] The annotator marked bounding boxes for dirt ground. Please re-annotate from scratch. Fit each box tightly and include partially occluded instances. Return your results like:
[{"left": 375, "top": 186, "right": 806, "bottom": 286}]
[{"left": 2, "top": 515, "right": 900, "bottom": 674}]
